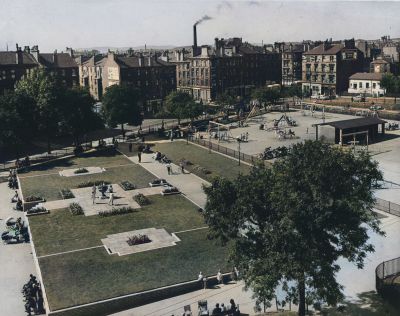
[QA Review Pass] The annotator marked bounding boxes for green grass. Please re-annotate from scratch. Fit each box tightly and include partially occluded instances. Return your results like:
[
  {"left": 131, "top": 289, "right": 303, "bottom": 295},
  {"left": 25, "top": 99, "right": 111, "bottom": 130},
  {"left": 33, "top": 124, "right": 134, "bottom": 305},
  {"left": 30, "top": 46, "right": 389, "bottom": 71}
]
[
  {"left": 20, "top": 147, "right": 131, "bottom": 176},
  {"left": 38, "top": 229, "right": 230, "bottom": 311},
  {"left": 153, "top": 141, "right": 251, "bottom": 181},
  {"left": 30, "top": 195, "right": 203, "bottom": 256},
  {"left": 20, "top": 164, "right": 154, "bottom": 201}
]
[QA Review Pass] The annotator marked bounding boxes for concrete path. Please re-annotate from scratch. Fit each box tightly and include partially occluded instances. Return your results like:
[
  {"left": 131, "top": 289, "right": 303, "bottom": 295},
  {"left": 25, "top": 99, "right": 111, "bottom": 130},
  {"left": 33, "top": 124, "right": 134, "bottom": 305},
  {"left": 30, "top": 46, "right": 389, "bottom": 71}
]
[
  {"left": 0, "top": 182, "right": 36, "bottom": 316},
  {"left": 110, "top": 281, "right": 263, "bottom": 316},
  {"left": 128, "top": 154, "right": 210, "bottom": 208}
]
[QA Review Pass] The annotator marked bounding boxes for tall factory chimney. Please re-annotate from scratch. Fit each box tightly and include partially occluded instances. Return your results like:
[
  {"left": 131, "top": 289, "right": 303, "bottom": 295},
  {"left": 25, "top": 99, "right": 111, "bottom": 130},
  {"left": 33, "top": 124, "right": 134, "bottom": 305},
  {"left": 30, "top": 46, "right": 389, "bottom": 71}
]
[{"left": 193, "top": 24, "right": 198, "bottom": 49}]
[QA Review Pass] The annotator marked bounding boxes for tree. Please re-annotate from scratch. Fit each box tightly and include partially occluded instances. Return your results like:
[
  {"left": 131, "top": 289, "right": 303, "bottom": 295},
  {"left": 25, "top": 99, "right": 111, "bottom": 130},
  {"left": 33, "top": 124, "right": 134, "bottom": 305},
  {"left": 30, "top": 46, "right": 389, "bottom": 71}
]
[
  {"left": 251, "top": 87, "right": 281, "bottom": 107},
  {"left": 102, "top": 84, "right": 143, "bottom": 134},
  {"left": 165, "top": 91, "right": 202, "bottom": 124},
  {"left": 15, "top": 68, "right": 62, "bottom": 153},
  {"left": 59, "top": 88, "right": 104, "bottom": 146},
  {"left": 381, "top": 73, "right": 399, "bottom": 102},
  {"left": 203, "top": 141, "right": 383, "bottom": 316},
  {"left": 216, "top": 92, "right": 236, "bottom": 115}
]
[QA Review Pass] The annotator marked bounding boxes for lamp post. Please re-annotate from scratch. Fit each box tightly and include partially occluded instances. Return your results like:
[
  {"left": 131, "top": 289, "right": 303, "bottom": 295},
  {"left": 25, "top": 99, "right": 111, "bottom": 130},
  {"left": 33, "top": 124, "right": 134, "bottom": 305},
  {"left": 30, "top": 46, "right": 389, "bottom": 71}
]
[{"left": 236, "top": 137, "right": 242, "bottom": 166}]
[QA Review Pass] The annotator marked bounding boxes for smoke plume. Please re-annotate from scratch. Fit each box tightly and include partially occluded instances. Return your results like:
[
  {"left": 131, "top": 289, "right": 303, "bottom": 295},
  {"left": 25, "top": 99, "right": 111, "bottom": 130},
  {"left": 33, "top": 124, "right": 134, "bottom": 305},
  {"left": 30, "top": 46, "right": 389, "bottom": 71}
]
[{"left": 195, "top": 15, "right": 213, "bottom": 26}]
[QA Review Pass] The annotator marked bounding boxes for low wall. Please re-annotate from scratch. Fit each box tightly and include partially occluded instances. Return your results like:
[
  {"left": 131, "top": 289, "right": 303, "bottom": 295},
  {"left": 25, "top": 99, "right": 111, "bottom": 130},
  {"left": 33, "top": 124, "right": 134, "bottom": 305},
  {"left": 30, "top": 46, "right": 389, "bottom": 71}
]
[{"left": 48, "top": 274, "right": 232, "bottom": 316}]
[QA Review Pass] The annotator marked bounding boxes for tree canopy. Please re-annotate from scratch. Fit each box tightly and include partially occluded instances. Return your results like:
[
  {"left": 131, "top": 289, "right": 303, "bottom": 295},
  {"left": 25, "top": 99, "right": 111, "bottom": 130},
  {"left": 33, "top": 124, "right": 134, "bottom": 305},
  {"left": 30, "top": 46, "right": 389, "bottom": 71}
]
[
  {"left": 251, "top": 87, "right": 281, "bottom": 105},
  {"left": 203, "top": 141, "right": 383, "bottom": 315},
  {"left": 165, "top": 91, "right": 203, "bottom": 123},
  {"left": 59, "top": 88, "right": 103, "bottom": 145},
  {"left": 102, "top": 84, "right": 143, "bottom": 132}
]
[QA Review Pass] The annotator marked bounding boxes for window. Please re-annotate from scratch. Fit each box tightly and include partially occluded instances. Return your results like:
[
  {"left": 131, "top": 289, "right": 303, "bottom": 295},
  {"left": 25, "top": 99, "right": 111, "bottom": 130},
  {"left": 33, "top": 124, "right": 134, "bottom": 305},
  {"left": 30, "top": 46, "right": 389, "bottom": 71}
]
[
  {"left": 330, "top": 56, "right": 334, "bottom": 62},
  {"left": 359, "top": 82, "right": 363, "bottom": 88},
  {"left": 366, "top": 83, "right": 370, "bottom": 88},
  {"left": 353, "top": 83, "right": 357, "bottom": 89},
  {"left": 373, "top": 83, "right": 376, "bottom": 88}
]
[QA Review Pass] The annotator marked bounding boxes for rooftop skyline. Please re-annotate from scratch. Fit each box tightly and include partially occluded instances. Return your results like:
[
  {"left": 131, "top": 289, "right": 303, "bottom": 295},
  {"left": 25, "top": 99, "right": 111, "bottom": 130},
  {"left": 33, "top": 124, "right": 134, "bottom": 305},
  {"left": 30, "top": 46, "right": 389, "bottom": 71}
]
[{"left": 1, "top": 0, "right": 399, "bottom": 52}]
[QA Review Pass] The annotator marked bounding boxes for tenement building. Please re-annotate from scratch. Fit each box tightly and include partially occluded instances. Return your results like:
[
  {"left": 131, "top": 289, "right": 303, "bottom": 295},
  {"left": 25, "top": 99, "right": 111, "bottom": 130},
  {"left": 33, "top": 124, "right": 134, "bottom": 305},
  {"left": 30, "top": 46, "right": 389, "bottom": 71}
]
[
  {"left": 302, "top": 39, "right": 364, "bottom": 96},
  {"left": 0, "top": 45, "right": 37, "bottom": 94},
  {"left": 275, "top": 42, "right": 314, "bottom": 86},
  {"left": 0, "top": 44, "right": 78, "bottom": 94},
  {"left": 176, "top": 36, "right": 281, "bottom": 102},
  {"left": 79, "top": 53, "right": 176, "bottom": 112}
]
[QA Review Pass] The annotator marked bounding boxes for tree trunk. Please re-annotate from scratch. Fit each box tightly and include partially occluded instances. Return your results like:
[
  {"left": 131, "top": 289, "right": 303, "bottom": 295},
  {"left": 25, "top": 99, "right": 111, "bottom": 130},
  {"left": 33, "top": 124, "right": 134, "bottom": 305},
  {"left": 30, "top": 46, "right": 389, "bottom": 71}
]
[
  {"left": 298, "top": 277, "right": 306, "bottom": 316},
  {"left": 47, "top": 137, "right": 51, "bottom": 154}
]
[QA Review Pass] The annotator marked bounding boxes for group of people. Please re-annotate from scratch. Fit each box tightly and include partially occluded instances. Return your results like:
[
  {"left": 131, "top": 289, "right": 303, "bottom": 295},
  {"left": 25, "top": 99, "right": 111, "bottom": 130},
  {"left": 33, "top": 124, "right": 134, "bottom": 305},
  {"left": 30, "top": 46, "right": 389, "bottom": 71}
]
[
  {"left": 23, "top": 274, "right": 45, "bottom": 316},
  {"left": 211, "top": 299, "right": 238, "bottom": 316},
  {"left": 91, "top": 183, "right": 114, "bottom": 205},
  {"left": 15, "top": 156, "right": 30, "bottom": 169},
  {"left": 238, "top": 132, "right": 249, "bottom": 142},
  {"left": 8, "top": 169, "right": 18, "bottom": 189},
  {"left": 153, "top": 151, "right": 171, "bottom": 164}
]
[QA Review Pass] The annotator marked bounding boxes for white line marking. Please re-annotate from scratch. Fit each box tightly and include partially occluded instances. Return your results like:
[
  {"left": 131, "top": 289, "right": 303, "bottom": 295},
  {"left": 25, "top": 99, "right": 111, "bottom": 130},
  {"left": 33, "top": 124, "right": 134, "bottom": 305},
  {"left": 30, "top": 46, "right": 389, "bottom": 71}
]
[
  {"left": 173, "top": 226, "right": 208, "bottom": 234},
  {"left": 37, "top": 245, "right": 104, "bottom": 259}
]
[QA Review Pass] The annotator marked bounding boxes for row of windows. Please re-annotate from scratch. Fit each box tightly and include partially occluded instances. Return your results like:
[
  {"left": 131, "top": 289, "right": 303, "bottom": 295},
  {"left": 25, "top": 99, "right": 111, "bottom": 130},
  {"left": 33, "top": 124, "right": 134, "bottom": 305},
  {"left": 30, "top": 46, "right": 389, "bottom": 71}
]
[
  {"left": 305, "top": 55, "right": 335, "bottom": 62},
  {"left": 305, "top": 74, "right": 335, "bottom": 83},
  {"left": 352, "top": 82, "right": 379, "bottom": 89},
  {"left": 135, "top": 79, "right": 175, "bottom": 86}
]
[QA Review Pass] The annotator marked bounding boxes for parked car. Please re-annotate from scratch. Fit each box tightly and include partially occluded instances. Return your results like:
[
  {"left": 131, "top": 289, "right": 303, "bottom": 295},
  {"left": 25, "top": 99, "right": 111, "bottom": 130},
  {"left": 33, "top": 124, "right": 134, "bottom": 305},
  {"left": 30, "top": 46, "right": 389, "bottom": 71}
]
[
  {"left": 353, "top": 94, "right": 366, "bottom": 102},
  {"left": 370, "top": 105, "right": 383, "bottom": 111},
  {"left": 318, "top": 95, "right": 330, "bottom": 100},
  {"left": 311, "top": 94, "right": 319, "bottom": 99}
]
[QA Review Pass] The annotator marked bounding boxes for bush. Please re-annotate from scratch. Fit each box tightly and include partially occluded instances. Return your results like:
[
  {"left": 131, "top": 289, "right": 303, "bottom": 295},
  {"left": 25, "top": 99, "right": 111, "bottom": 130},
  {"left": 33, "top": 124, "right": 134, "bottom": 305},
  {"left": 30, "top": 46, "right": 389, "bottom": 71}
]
[
  {"left": 133, "top": 193, "right": 150, "bottom": 206},
  {"left": 60, "top": 188, "right": 74, "bottom": 199},
  {"left": 98, "top": 207, "right": 135, "bottom": 217},
  {"left": 193, "top": 165, "right": 211, "bottom": 175},
  {"left": 69, "top": 203, "right": 84, "bottom": 215},
  {"left": 127, "top": 234, "right": 151, "bottom": 246},
  {"left": 74, "top": 168, "right": 89, "bottom": 174},
  {"left": 77, "top": 180, "right": 110, "bottom": 188},
  {"left": 25, "top": 195, "right": 44, "bottom": 202},
  {"left": 120, "top": 181, "right": 135, "bottom": 191},
  {"left": 27, "top": 206, "right": 47, "bottom": 215}
]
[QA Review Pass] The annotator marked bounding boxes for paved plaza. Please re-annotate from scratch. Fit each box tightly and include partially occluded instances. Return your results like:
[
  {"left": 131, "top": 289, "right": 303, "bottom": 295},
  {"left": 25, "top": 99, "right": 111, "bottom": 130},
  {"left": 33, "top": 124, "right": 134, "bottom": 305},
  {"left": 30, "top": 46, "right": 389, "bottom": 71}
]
[{"left": 102, "top": 227, "right": 181, "bottom": 256}]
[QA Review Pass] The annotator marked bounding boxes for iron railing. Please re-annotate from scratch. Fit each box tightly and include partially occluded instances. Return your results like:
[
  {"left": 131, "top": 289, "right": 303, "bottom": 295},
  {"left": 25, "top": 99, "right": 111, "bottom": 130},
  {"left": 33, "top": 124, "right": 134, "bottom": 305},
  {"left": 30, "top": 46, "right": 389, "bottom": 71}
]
[
  {"left": 375, "top": 198, "right": 400, "bottom": 217},
  {"left": 376, "top": 256, "right": 400, "bottom": 295}
]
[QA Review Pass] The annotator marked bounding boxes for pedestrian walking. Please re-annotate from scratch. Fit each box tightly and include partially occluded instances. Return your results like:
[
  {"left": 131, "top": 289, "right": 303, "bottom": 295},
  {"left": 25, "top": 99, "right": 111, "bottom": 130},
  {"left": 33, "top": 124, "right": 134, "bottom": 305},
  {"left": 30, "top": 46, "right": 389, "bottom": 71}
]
[
  {"left": 217, "top": 269, "right": 223, "bottom": 284},
  {"left": 203, "top": 276, "right": 207, "bottom": 290},
  {"left": 166, "top": 163, "right": 172, "bottom": 175},
  {"left": 92, "top": 185, "right": 97, "bottom": 205},
  {"left": 180, "top": 162, "right": 185, "bottom": 174},
  {"left": 128, "top": 143, "right": 133, "bottom": 152},
  {"left": 108, "top": 192, "right": 114, "bottom": 205},
  {"left": 138, "top": 151, "right": 142, "bottom": 163}
]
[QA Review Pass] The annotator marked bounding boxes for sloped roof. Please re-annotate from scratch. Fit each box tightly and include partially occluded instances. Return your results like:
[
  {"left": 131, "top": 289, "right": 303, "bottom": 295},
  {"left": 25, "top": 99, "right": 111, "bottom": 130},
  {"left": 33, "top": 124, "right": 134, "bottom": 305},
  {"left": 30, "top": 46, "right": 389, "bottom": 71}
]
[
  {"left": 304, "top": 44, "right": 344, "bottom": 55},
  {"left": 115, "top": 55, "right": 174, "bottom": 68},
  {"left": 39, "top": 53, "right": 78, "bottom": 68},
  {"left": 317, "top": 117, "right": 386, "bottom": 130},
  {"left": 371, "top": 59, "right": 389, "bottom": 64},
  {"left": 0, "top": 51, "right": 38, "bottom": 65},
  {"left": 349, "top": 72, "right": 383, "bottom": 81}
]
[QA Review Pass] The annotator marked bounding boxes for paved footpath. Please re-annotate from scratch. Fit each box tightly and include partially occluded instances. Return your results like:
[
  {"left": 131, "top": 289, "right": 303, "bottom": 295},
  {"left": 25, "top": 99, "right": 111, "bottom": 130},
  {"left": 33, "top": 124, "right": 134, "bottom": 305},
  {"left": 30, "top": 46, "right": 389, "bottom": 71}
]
[
  {"left": 0, "top": 182, "right": 36, "bottom": 316},
  {"left": 128, "top": 153, "right": 210, "bottom": 208}
]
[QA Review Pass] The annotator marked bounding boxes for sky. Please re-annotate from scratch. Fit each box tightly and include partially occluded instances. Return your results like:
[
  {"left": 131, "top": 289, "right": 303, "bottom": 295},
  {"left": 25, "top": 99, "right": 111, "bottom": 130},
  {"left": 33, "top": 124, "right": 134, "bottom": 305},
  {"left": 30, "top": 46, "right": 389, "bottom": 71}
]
[{"left": 0, "top": 0, "right": 399, "bottom": 52}]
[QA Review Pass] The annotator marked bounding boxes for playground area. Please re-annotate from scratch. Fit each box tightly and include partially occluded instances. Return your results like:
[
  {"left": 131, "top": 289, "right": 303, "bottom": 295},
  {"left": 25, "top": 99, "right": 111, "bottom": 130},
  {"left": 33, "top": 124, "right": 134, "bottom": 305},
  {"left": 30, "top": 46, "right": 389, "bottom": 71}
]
[{"left": 200, "top": 108, "right": 399, "bottom": 158}]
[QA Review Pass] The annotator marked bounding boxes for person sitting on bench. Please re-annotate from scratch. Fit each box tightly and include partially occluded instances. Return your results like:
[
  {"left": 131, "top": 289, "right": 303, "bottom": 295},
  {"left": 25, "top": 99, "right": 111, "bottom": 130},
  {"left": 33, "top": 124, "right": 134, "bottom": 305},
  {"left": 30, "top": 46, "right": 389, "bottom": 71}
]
[{"left": 11, "top": 190, "right": 19, "bottom": 203}]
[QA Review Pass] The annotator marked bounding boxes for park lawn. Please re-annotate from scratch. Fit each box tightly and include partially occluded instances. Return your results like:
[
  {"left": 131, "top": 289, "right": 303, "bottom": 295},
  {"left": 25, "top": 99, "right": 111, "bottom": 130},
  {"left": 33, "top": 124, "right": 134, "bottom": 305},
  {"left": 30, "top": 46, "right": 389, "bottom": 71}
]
[
  {"left": 38, "top": 229, "right": 230, "bottom": 311},
  {"left": 29, "top": 195, "right": 204, "bottom": 256},
  {"left": 19, "top": 147, "right": 131, "bottom": 177},
  {"left": 19, "top": 164, "right": 154, "bottom": 201},
  {"left": 153, "top": 141, "right": 251, "bottom": 181}
]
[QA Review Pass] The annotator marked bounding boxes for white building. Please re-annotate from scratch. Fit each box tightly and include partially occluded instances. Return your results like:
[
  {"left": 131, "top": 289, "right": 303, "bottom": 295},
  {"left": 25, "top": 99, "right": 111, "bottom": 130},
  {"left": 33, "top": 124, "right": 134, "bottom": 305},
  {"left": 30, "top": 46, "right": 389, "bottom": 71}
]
[{"left": 348, "top": 73, "right": 385, "bottom": 97}]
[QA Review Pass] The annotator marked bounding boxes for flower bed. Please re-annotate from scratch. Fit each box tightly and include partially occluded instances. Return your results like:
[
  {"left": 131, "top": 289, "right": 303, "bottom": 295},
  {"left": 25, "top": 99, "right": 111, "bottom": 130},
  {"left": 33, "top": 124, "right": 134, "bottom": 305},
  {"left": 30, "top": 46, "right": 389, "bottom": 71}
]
[
  {"left": 69, "top": 203, "right": 84, "bottom": 215},
  {"left": 120, "top": 181, "right": 135, "bottom": 191},
  {"left": 77, "top": 180, "right": 110, "bottom": 188},
  {"left": 74, "top": 168, "right": 89, "bottom": 174},
  {"left": 25, "top": 195, "right": 45, "bottom": 202},
  {"left": 26, "top": 206, "right": 48, "bottom": 216},
  {"left": 161, "top": 186, "right": 180, "bottom": 195},
  {"left": 60, "top": 188, "right": 75, "bottom": 199},
  {"left": 98, "top": 207, "right": 135, "bottom": 217},
  {"left": 126, "top": 234, "right": 151, "bottom": 246},
  {"left": 133, "top": 193, "right": 150, "bottom": 206}
]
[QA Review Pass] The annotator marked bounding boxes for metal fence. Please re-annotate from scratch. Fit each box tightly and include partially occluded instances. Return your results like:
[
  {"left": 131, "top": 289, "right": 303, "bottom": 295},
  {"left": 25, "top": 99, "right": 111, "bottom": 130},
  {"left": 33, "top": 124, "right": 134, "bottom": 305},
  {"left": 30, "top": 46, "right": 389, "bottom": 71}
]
[
  {"left": 376, "top": 256, "right": 400, "bottom": 294},
  {"left": 375, "top": 198, "right": 400, "bottom": 217},
  {"left": 190, "top": 138, "right": 265, "bottom": 165}
]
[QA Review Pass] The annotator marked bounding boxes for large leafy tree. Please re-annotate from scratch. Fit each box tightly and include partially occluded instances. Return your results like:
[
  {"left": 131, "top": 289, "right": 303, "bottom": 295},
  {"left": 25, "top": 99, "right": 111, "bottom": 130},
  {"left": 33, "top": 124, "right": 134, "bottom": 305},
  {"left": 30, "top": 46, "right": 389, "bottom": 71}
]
[
  {"left": 381, "top": 73, "right": 399, "bottom": 102},
  {"left": 15, "top": 68, "right": 62, "bottom": 153},
  {"left": 203, "top": 141, "right": 383, "bottom": 316},
  {"left": 251, "top": 87, "right": 281, "bottom": 106},
  {"left": 165, "top": 91, "right": 202, "bottom": 124},
  {"left": 216, "top": 92, "right": 236, "bottom": 115},
  {"left": 59, "top": 88, "right": 104, "bottom": 146},
  {"left": 102, "top": 84, "right": 143, "bottom": 134}
]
